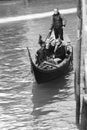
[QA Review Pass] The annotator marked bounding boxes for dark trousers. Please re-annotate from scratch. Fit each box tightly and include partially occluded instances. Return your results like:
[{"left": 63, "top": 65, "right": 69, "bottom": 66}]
[{"left": 54, "top": 28, "right": 63, "bottom": 40}]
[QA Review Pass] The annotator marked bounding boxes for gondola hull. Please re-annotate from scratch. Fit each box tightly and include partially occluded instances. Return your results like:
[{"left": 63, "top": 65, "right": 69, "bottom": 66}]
[
  {"left": 31, "top": 51, "right": 72, "bottom": 84},
  {"left": 27, "top": 32, "right": 73, "bottom": 84}
]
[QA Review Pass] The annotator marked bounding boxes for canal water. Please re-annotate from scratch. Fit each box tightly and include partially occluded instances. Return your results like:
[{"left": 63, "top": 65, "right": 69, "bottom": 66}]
[{"left": 0, "top": 0, "right": 79, "bottom": 130}]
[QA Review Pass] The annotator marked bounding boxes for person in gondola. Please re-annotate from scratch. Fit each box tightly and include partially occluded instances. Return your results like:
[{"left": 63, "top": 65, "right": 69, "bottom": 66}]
[
  {"left": 38, "top": 34, "right": 45, "bottom": 46},
  {"left": 45, "top": 36, "right": 56, "bottom": 58},
  {"left": 35, "top": 35, "right": 47, "bottom": 65},
  {"left": 54, "top": 37, "right": 66, "bottom": 60},
  {"left": 49, "top": 8, "right": 66, "bottom": 40}
]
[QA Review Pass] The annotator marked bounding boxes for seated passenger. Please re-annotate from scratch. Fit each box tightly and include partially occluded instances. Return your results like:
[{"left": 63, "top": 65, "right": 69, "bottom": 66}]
[
  {"left": 54, "top": 38, "right": 66, "bottom": 60},
  {"left": 38, "top": 34, "right": 45, "bottom": 46},
  {"left": 36, "top": 43, "right": 47, "bottom": 65},
  {"left": 45, "top": 36, "right": 56, "bottom": 57}
]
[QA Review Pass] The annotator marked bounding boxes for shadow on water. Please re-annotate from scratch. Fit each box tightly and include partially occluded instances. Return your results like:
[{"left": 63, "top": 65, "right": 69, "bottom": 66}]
[{"left": 31, "top": 70, "right": 73, "bottom": 119}]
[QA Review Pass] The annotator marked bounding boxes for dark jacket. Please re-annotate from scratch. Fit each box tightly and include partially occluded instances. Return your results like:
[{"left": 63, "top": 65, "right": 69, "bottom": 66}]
[
  {"left": 36, "top": 47, "right": 47, "bottom": 65},
  {"left": 55, "top": 44, "right": 66, "bottom": 60},
  {"left": 51, "top": 13, "right": 63, "bottom": 30}
]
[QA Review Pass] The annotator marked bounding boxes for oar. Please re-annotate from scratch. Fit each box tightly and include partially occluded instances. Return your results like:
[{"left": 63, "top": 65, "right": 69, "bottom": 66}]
[
  {"left": 26, "top": 47, "right": 33, "bottom": 73},
  {"left": 44, "top": 29, "right": 52, "bottom": 42}
]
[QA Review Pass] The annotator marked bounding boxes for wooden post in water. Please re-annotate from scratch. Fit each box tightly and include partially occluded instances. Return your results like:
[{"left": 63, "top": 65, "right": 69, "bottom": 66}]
[
  {"left": 80, "top": 0, "right": 87, "bottom": 129},
  {"left": 74, "top": 0, "right": 82, "bottom": 125},
  {"left": 81, "top": 94, "right": 87, "bottom": 130},
  {"left": 81, "top": 55, "right": 87, "bottom": 129}
]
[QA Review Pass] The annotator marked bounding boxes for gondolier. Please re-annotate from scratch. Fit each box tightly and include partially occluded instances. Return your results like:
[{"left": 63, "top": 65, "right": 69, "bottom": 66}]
[{"left": 49, "top": 8, "right": 66, "bottom": 40}]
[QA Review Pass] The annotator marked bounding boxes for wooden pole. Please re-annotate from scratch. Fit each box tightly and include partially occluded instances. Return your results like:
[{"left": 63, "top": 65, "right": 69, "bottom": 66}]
[
  {"left": 81, "top": 55, "right": 87, "bottom": 129},
  {"left": 81, "top": 95, "right": 87, "bottom": 130},
  {"left": 81, "top": 0, "right": 87, "bottom": 94},
  {"left": 74, "top": 0, "right": 82, "bottom": 124}
]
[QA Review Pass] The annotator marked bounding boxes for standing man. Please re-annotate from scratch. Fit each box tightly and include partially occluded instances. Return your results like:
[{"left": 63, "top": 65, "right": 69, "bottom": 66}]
[{"left": 49, "top": 8, "right": 66, "bottom": 40}]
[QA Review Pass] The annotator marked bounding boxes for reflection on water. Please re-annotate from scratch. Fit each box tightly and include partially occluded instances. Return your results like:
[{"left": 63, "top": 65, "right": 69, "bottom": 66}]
[
  {"left": 32, "top": 73, "right": 72, "bottom": 117},
  {"left": 31, "top": 71, "right": 75, "bottom": 129}
]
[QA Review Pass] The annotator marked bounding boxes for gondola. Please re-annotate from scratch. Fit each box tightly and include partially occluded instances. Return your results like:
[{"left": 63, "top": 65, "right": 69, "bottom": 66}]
[{"left": 27, "top": 33, "right": 73, "bottom": 84}]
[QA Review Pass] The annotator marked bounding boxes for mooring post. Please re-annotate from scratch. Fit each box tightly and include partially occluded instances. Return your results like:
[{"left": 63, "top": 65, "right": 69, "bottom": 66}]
[
  {"left": 81, "top": 94, "right": 87, "bottom": 130},
  {"left": 80, "top": 54, "right": 87, "bottom": 130},
  {"left": 74, "top": 0, "right": 82, "bottom": 125},
  {"left": 80, "top": 0, "right": 87, "bottom": 129}
]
